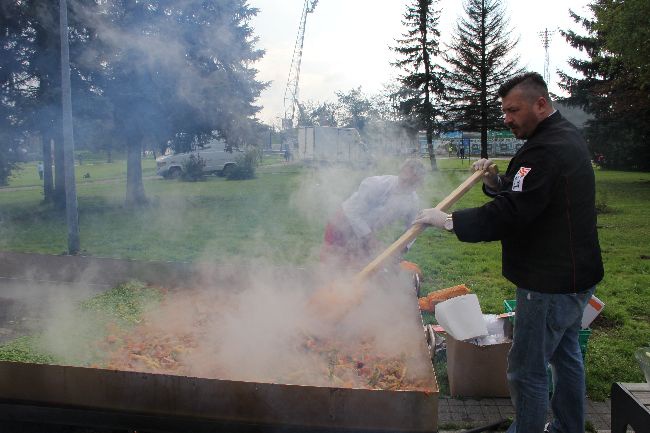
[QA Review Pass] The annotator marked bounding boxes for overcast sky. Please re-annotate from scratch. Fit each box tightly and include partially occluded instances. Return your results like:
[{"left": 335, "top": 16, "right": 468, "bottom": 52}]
[{"left": 248, "top": 0, "right": 593, "bottom": 126}]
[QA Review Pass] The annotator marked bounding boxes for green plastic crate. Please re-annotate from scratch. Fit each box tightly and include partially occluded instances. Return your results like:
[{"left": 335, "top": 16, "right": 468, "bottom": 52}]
[{"left": 503, "top": 299, "right": 591, "bottom": 358}]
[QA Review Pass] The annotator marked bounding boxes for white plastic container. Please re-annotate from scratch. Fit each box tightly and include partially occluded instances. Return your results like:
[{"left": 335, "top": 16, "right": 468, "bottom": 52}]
[
  {"left": 581, "top": 295, "right": 605, "bottom": 329},
  {"left": 435, "top": 294, "right": 488, "bottom": 341}
]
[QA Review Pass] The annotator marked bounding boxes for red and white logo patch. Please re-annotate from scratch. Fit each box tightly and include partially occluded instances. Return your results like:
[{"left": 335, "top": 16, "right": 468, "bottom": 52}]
[{"left": 512, "top": 167, "right": 531, "bottom": 192}]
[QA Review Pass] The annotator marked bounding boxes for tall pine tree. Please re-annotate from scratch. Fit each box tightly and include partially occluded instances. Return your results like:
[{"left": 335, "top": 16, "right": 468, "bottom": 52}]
[
  {"left": 443, "top": 0, "right": 521, "bottom": 159},
  {"left": 74, "top": 0, "right": 266, "bottom": 205},
  {"left": 392, "top": 0, "right": 444, "bottom": 170},
  {"left": 558, "top": 3, "right": 650, "bottom": 170}
]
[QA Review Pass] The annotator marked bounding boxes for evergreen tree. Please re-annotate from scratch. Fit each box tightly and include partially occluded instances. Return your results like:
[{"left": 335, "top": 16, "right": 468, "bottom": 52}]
[
  {"left": 1, "top": 0, "right": 267, "bottom": 199},
  {"left": 1, "top": 1, "right": 96, "bottom": 201},
  {"left": 74, "top": 0, "right": 266, "bottom": 205},
  {"left": 594, "top": 0, "right": 650, "bottom": 89},
  {"left": 392, "top": 0, "right": 444, "bottom": 170},
  {"left": 0, "top": 1, "right": 32, "bottom": 185},
  {"left": 558, "top": 3, "right": 650, "bottom": 170},
  {"left": 443, "top": 0, "right": 522, "bottom": 159}
]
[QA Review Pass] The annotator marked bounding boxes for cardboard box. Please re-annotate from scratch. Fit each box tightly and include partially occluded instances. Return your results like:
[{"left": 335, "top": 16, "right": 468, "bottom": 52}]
[{"left": 445, "top": 320, "right": 512, "bottom": 398}]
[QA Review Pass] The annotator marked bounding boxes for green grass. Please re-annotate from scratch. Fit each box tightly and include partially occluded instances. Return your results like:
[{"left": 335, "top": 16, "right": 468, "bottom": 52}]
[
  {"left": 0, "top": 156, "right": 648, "bottom": 400},
  {"left": 5, "top": 156, "right": 157, "bottom": 189},
  {"left": 0, "top": 162, "right": 322, "bottom": 262}
]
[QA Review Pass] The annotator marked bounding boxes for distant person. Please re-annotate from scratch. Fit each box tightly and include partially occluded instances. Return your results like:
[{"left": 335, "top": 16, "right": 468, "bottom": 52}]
[
  {"left": 459, "top": 146, "right": 465, "bottom": 160},
  {"left": 37, "top": 162, "right": 43, "bottom": 180},
  {"left": 414, "top": 72, "right": 603, "bottom": 433},
  {"left": 320, "top": 158, "right": 426, "bottom": 268},
  {"left": 595, "top": 153, "right": 605, "bottom": 168}
]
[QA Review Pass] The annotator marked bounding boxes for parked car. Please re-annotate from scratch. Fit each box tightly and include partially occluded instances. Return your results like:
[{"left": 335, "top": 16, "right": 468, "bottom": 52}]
[{"left": 156, "top": 145, "right": 240, "bottom": 179}]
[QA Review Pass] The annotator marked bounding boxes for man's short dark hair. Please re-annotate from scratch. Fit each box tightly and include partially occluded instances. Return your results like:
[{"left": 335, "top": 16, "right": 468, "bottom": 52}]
[{"left": 498, "top": 72, "right": 550, "bottom": 102}]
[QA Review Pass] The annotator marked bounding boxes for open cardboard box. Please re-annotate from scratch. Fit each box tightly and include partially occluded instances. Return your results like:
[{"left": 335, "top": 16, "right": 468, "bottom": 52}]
[{"left": 445, "top": 318, "right": 513, "bottom": 398}]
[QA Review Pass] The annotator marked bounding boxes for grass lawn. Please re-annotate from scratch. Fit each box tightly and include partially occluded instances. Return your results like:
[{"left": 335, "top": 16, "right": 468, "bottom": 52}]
[{"left": 1, "top": 155, "right": 648, "bottom": 400}]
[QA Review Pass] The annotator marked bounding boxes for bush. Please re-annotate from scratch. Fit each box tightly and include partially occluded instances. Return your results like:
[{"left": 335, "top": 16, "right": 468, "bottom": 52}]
[
  {"left": 226, "top": 148, "right": 260, "bottom": 180},
  {"left": 181, "top": 154, "right": 206, "bottom": 181}
]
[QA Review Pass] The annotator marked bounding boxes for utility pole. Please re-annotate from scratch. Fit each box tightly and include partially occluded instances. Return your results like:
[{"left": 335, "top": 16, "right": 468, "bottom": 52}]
[
  {"left": 59, "top": 0, "right": 80, "bottom": 254},
  {"left": 539, "top": 28, "right": 555, "bottom": 84}
]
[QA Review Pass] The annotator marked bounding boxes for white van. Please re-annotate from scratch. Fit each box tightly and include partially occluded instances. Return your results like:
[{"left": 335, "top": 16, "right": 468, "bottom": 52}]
[{"left": 156, "top": 144, "right": 240, "bottom": 179}]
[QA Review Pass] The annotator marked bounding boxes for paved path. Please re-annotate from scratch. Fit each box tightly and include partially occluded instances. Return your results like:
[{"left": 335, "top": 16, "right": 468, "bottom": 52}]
[{"left": 440, "top": 396, "right": 612, "bottom": 431}]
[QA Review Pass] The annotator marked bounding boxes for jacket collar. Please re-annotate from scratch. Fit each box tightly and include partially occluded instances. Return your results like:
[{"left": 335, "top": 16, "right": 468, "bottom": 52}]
[{"left": 529, "top": 110, "right": 562, "bottom": 139}]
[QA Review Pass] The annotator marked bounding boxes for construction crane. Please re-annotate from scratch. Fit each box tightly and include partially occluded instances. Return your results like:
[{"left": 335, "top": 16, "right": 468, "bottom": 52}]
[{"left": 282, "top": 0, "right": 318, "bottom": 130}]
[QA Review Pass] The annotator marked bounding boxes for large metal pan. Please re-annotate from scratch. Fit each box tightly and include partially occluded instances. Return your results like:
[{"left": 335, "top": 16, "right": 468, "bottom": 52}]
[{"left": 0, "top": 252, "right": 438, "bottom": 432}]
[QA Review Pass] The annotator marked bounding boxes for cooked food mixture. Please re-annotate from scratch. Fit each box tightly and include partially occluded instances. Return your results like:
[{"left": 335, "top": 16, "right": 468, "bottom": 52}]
[{"left": 91, "top": 286, "right": 430, "bottom": 391}]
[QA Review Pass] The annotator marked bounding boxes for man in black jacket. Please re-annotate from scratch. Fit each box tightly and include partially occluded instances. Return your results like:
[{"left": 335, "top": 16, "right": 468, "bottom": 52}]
[{"left": 415, "top": 72, "right": 603, "bottom": 433}]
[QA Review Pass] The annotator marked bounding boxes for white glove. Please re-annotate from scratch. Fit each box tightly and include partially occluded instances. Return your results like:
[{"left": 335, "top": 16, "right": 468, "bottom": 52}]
[
  {"left": 413, "top": 208, "right": 448, "bottom": 229},
  {"left": 472, "top": 158, "right": 499, "bottom": 190}
]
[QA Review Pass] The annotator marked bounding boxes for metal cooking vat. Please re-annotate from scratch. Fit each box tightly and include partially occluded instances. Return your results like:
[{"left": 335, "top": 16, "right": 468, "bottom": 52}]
[{"left": 0, "top": 252, "right": 438, "bottom": 432}]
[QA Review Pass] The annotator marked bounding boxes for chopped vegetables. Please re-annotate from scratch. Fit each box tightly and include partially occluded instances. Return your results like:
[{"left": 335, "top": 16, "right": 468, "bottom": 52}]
[{"left": 1, "top": 281, "right": 430, "bottom": 392}]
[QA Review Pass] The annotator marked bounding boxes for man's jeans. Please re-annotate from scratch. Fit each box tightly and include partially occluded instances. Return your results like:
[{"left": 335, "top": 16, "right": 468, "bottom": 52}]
[{"left": 506, "top": 286, "right": 595, "bottom": 433}]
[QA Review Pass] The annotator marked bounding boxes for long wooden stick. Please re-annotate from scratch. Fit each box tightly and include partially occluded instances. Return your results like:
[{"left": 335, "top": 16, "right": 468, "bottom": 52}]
[{"left": 354, "top": 166, "right": 494, "bottom": 282}]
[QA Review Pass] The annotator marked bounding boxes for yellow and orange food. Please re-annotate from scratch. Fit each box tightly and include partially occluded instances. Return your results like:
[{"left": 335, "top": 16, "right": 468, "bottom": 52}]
[{"left": 418, "top": 284, "right": 471, "bottom": 312}]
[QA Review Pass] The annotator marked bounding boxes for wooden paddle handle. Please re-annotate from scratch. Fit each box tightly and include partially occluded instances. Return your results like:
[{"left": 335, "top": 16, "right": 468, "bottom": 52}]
[{"left": 354, "top": 165, "right": 496, "bottom": 282}]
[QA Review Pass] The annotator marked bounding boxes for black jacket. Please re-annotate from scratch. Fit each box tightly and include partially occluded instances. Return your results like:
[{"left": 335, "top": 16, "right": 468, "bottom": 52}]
[{"left": 453, "top": 111, "right": 604, "bottom": 293}]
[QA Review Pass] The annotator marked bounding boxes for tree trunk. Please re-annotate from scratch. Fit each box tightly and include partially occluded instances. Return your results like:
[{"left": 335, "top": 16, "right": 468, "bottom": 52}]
[
  {"left": 53, "top": 123, "right": 66, "bottom": 207},
  {"left": 420, "top": 4, "right": 437, "bottom": 171},
  {"left": 426, "top": 127, "right": 438, "bottom": 171},
  {"left": 125, "top": 136, "right": 148, "bottom": 207},
  {"left": 480, "top": 0, "right": 489, "bottom": 160},
  {"left": 41, "top": 136, "right": 54, "bottom": 201},
  {"left": 60, "top": 0, "right": 80, "bottom": 255},
  {"left": 480, "top": 126, "right": 488, "bottom": 159}
]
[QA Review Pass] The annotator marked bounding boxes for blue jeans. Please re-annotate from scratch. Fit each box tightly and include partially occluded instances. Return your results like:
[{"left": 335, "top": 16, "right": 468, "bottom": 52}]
[{"left": 506, "top": 286, "right": 595, "bottom": 433}]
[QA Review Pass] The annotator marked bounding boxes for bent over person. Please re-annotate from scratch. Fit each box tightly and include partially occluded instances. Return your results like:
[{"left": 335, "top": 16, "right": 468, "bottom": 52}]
[
  {"left": 414, "top": 72, "right": 603, "bottom": 433},
  {"left": 321, "top": 158, "right": 426, "bottom": 268}
]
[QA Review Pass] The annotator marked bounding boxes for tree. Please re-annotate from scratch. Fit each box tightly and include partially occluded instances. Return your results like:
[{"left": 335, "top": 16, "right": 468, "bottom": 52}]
[
  {"left": 335, "top": 87, "right": 373, "bottom": 132},
  {"left": 0, "top": 1, "right": 32, "bottom": 185},
  {"left": 310, "top": 102, "right": 338, "bottom": 127},
  {"left": 1, "top": 0, "right": 267, "bottom": 198},
  {"left": 392, "top": 0, "right": 444, "bottom": 170},
  {"left": 73, "top": 0, "right": 266, "bottom": 205},
  {"left": 594, "top": 0, "right": 650, "bottom": 89},
  {"left": 558, "top": 3, "right": 650, "bottom": 170},
  {"left": 1, "top": 1, "right": 93, "bottom": 202},
  {"left": 371, "top": 82, "right": 417, "bottom": 125},
  {"left": 295, "top": 101, "right": 338, "bottom": 127},
  {"left": 30, "top": 2, "right": 66, "bottom": 205},
  {"left": 442, "top": 0, "right": 522, "bottom": 159},
  {"left": 368, "top": 83, "right": 422, "bottom": 155}
]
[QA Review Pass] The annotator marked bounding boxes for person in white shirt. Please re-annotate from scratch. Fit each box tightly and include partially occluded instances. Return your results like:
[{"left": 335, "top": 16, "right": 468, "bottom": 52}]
[{"left": 320, "top": 158, "right": 426, "bottom": 268}]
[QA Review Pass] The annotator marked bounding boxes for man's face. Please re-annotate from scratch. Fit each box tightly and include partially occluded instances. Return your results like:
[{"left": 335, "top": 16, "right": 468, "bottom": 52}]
[
  {"left": 398, "top": 168, "right": 423, "bottom": 190},
  {"left": 501, "top": 87, "right": 544, "bottom": 139}
]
